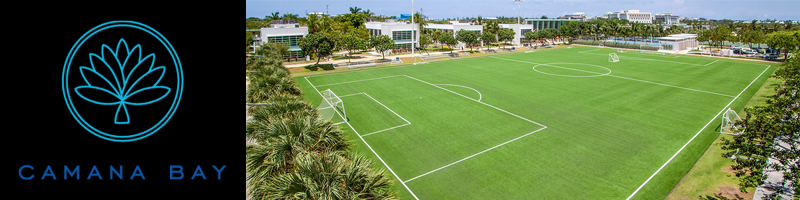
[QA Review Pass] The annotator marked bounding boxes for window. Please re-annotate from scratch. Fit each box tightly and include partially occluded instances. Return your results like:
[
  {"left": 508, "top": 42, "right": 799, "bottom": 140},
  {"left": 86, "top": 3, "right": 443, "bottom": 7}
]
[
  {"left": 521, "top": 29, "right": 532, "bottom": 37},
  {"left": 395, "top": 43, "right": 412, "bottom": 49},
  {"left": 267, "top": 35, "right": 304, "bottom": 46},
  {"left": 392, "top": 30, "right": 413, "bottom": 40}
]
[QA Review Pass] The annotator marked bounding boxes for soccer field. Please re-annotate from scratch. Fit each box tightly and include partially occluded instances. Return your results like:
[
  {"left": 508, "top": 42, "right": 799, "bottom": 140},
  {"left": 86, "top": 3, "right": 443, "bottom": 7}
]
[{"left": 295, "top": 46, "right": 775, "bottom": 199}]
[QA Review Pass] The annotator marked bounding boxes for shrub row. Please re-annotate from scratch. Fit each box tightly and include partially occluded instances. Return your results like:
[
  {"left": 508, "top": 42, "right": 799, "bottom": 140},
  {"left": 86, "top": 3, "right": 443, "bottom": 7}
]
[{"left": 572, "top": 40, "right": 663, "bottom": 51}]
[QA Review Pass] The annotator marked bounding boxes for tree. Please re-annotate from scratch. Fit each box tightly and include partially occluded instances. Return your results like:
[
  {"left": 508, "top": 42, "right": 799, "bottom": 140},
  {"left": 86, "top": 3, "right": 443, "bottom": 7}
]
[
  {"left": 246, "top": 31, "right": 254, "bottom": 52},
  {"left": 767, "top": 31, "right": 798, "bottom": 59},
  {"left": 541, "top": 15, "right": 548, "bottom": 19},
  {"left": 337, "top": 32, "right": 366, "bottom": 62},
  {"left": 254, "top": 42, "right": 289, "bottom": 61},
  {"left": 413, "top": 12, "right": 427, "bottom": 48},
  {"left": 721, "top": 56, "right": 800, "bottom": 198},
  {"left": 456, "top": 29, "right": 480, "bottom": 52},
  {"left": 483, "top": 20, "right": 500, "bottom": 42},
  {"left": 298, "top": 33, "right": 335, "bottom": 65},
  {"left": 369, "top": 35, "right": 395, "bottom": 60},
  {"left": 524, "top": 31, "right": 537, "bottom": 46},
  {"left": 481, "top": 31, "right": 496, "bottom": 50},
  {"left": 440, "top": 33, "right": 458, "bottom": 53},
  {"left": 498, "top": 28, "right": 515, "bottom": 49},
  {"left": 419, "top": 33, "right": 433, "bottom": 50},
  {"left": 349, "top": 6, "right": 362, "bottom": 14},
  {"left": 266, "top": 12, "right": 280, "bottom": 21}
]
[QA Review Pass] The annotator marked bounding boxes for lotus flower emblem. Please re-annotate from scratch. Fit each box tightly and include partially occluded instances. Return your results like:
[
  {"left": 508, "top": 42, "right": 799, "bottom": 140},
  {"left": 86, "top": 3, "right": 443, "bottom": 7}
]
[{"left": 75, "top": 39, "right": 171, "bottom": 124}]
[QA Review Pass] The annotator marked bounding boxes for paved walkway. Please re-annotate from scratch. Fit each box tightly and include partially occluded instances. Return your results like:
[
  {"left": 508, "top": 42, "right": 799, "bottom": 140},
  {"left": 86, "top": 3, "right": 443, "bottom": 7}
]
[{"left": 753, "top": 140, "right": 796, "bottom": 200}]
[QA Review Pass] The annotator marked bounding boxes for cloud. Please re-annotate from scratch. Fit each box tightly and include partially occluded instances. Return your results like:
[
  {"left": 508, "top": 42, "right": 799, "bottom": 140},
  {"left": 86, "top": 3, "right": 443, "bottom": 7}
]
[{"left": 674, "top": 0, "right": 685, "bottom": 5}]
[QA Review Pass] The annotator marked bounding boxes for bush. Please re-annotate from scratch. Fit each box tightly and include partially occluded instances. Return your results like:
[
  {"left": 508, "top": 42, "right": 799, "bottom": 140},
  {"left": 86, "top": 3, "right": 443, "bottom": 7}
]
[
  {"left": 304, "top": 65, "right": 319, "bottom": 71},
  {"left": 318, "top": 64, "right": 335, "bottom": 71}
]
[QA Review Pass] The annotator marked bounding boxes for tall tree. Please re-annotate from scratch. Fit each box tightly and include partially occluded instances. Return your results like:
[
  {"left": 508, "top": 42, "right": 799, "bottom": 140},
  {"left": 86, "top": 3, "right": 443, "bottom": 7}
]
[
  {"left": 266, "top": 12, "right": 281, "bottom": 21},
  {"left": 337, "top": 32, "right": 366, "bottom": 62},
  {"left": 456, "top": 29, "right": 480, "bottom": 51},
  {"left": 298, "top": 33, "right": 335, "bottom": 65},
  {"left": 419, "top": 33, "right": 433, "bottom": 51},
  {"left": 440, "top": 33, "right": 458, "bottom": 53},
  {"left": 369, "top": 35, "right": 395, "bottom": 60},
  {"left": 349, "top": 6, "right": 362, "bottom": 14},
  {"left": 766, "top": 31, "right": 798, "bottom": 59},
  {"left": 481, "top": 31, "right": 496, "bottom": 50},
  {"left": 412, "top": 12, "right": 427, "bottom": 48},
  {"left": 498, "top": 28, "right": 516, "bottom": 49}
]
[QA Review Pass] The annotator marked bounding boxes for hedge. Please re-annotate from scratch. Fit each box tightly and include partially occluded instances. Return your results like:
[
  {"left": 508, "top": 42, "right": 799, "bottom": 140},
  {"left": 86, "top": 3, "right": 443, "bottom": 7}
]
[{"left": 572, "top": 40, "right": 663, "bottom": 51}]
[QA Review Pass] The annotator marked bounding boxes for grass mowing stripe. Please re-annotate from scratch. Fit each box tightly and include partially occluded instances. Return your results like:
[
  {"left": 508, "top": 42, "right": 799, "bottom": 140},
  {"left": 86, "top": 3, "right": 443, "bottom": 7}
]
[
  {"left": 304, "top": 77, "right": 421, "bottom": 200},
  {"left": 314, "top": 75, "right": 405, "bottom": 87},
  {"left": 489, "top": 56, "right": 736, "bottom": 98},
  {"left": 625, "top": 65, "right": 771, "bottom": 200}
]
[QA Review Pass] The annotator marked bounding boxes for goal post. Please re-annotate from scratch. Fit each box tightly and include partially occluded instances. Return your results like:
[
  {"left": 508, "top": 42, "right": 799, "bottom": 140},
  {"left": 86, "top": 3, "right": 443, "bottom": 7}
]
[
  {"left": 318, "top": 89, "right": 346, "bottom": 123},
  {"left": 720, "top": 108, "right": 744, "bottom": 135},
  {"left": 608, "top": 53, "right": 619, "bottom": 62}
]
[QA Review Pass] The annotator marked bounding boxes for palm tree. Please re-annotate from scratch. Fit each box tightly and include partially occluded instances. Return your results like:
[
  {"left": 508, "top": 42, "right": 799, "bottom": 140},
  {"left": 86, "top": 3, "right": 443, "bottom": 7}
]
[
  {"left": 251, "top": 152, "right": 398, "bottom": 200},
  {"left": 361, "top": 9, "right": 375, "bottom": 18},
  {"left": 413, "top": 12, "right": 428, "bottom": 49},
  {"left": 475, "top": 16, "right": 484, "bottom": 25},
  {"left": 483, "top": 20, "right": 500, "bottom": 45},
  {"left": 266, "top": 12, "right": 280, "bottom": 21},
  {"left": 349, "top": 6, "right": 362, "bottom": 14}
]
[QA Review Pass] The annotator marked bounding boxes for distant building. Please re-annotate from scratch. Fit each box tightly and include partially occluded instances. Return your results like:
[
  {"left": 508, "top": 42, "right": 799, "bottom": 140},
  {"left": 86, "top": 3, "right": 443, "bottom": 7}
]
[
  {"left": 654, "top": 13, "right": 680, "bottom": 25},
  {"left": 603, "top": 10, "right": 652, "bottom": 24},
  {"left": 365, "top": 20, "right": 419, "bottom": 49},
  {"left": 255, "top": 21, "right": 308, "bottom": 59},
  {"left": 558, "top": 12, "right": 587, "bottom": 21},
  {"left": 656, "top": 34, "right": 698, "bottom": 53},
  {"left": 524, "top": 18, "right": 578, "bottom": 30},
  {"left": 399, "top": 14, "right": 412, "bottom": 20}
]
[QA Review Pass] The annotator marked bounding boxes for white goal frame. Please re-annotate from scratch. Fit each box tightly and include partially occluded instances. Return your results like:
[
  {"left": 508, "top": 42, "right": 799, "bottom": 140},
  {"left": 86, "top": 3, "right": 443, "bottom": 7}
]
[
  {"left": 720, "top": 108, "right": 744, "bottom": 135},
  {"left": 525, "top": 47, "right": 535, "bottom": 53},
  {"left": 609, "top": 53, "right": 620, "bottom": 62},
  {"left": 599, "top": 43, "right": 604, "bottom": 48},
  {"left": 318, "top": 89, "right": 346, "bottom": 123}
]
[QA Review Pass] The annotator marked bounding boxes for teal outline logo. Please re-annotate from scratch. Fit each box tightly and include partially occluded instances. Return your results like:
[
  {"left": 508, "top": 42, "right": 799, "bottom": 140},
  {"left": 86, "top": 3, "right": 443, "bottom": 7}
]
[{"left": 62, "top": 21, "right": 183, "bottom": 142}]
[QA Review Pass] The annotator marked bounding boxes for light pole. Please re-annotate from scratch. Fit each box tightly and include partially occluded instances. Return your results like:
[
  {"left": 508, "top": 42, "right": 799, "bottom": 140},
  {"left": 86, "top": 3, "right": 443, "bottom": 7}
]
[
  {"left": 514, "top": 0, "right": 523, "bottom": 24},
  {"left": 412, "top": 0, "right": 415, "bottom": 64}
]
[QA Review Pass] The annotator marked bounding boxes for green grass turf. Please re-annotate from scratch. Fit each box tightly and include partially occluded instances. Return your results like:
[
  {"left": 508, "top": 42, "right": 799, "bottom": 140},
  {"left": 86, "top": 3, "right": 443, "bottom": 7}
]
[{"left": 294, "top": 46, "right": 776, "bottom": 199}]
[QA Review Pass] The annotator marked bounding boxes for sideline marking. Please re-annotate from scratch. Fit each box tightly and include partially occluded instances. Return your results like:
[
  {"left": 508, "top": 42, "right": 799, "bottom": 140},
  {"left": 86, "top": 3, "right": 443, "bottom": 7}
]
[
  {"left": 625, "top": 65, "right": 771, "bottom": 200},
  {"left": 304, "top": 77, "right": 421, "bottom": 200},
  {"left": 434, "top": 84, "right": 483, "bottom": 102},
  {"left": 705, "top": 60, "right": 719, "bottom": 66},
  {"left": 489, "top": 57, "right": 735, "bottom": 98}
]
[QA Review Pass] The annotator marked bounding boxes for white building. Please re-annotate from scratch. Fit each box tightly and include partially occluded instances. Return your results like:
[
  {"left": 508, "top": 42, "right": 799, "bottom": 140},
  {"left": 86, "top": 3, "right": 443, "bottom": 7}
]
[
  {"left": 365, "top": 20, "right": 420, "bottom": 49},
  {"left": 558, "top": 12, "right": 588, "bottom": 21},
  {"left": 656, "top": 34, "right": 698, "bottom": 52},
  {"left": 603, "top": 10, "right": 652, "bottom": 24},
  {"left": 255, "top": 21, "right": 309, "bottom": 59},
  {"left": 654, "top": 13, "right": 680, "bottom": 25}
]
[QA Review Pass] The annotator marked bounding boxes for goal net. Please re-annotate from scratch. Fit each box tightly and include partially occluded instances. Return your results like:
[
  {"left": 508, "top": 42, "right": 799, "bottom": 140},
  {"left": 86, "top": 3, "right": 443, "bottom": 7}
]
[
  {"left": 318, "top": 89, "right": 346, "bottom": 123},
  {"left": 599, "top": 43, "right": 604, "bottom": 48},
  {"left": 608, "top": 53, "right": 619, "bottom": 62},
  {"left": 720, "top": 108, "right": 744, "bottom": 135},
  {"left": 525, "top": 47, "right": 535, "bottom": 53}
]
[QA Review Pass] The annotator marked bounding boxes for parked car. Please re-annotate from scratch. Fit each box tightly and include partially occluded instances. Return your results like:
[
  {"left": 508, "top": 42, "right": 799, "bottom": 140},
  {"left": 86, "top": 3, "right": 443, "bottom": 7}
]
[
  {"left": 766, "top": 48, "right": 779, "bottom": 54},
  {"left": 761, "top": 53, "right": 779, "bottom": 60},
  {"left": 733, "top": 49, "right": 745, "bottom": 54},
  {"left": 754, "top": 49, "right": 765, "bottom": 54}
]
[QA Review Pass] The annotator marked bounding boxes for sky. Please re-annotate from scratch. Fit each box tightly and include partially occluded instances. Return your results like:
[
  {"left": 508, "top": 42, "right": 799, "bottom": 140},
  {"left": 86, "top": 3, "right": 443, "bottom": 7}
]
[{"left": 246, "top": 0, "right": 800, "bottom": 21}]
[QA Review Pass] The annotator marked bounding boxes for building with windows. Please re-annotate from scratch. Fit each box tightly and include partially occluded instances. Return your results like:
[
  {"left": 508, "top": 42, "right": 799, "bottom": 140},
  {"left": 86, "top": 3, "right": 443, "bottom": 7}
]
[
  {"left": 656, "top": 34, "right": 698, "bottom": 52},
  {"left": 524, "top": 19, "right": 578, "bottom": 30},
  {"left": 654, "top": 13, "right": 680, "bottom": 25},
  {"left": 603, "top": 10, "right": 652, "bottom": 24},
  {"left": 557, "top": 12, "right": 588, "bottom": 21},
  {"left": 365, "top": 20, "right": 420, "bottom": 49},
  {"left": 254, "top": 21, "right": 309, "bottom": 59}
]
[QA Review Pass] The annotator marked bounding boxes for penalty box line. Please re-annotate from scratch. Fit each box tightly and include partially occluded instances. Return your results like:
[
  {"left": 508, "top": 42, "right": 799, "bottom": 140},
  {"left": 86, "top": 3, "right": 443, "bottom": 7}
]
[
  {"left": 304, "top": 77, "right": 422, "bottom": 200},
  {"left": 336, "top": 92, "right": 412, "bottom": 137},
  {"left": 489, "top": 57, "right": 736, "bottom": 98},
  {"left": 625, "top": 65, "right": 771, "bottom": 200}
]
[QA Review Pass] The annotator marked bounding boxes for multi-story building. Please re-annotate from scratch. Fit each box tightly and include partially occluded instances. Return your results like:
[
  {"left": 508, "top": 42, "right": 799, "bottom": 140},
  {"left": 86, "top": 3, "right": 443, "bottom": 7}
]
[
  {"left": 255, "top": 20, "right": 309, "bottom": 59},
  {"left": 654, "top": 13, "right": 680, "bottom": 25},
  {"left": 365, "top": 19, "right": 419, "bottom": 49},
  {"left": 603, "top": 10, "right": 652, "bottom": 24}
]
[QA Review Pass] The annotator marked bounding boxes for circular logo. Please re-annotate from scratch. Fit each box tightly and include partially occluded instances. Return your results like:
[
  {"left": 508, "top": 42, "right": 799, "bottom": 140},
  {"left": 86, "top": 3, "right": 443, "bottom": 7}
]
[{"left": 62, "top": 21, "right": 183, "bottom": 142}]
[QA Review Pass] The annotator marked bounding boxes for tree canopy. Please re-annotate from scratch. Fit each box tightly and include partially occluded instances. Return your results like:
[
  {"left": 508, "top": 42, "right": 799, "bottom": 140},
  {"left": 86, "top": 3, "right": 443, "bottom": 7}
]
[
  {"left": 298, "top": 33, "right": 335, "bottom": 65},
  {"left": 456, "top": 30, "right": 480, "bottom": 51}
]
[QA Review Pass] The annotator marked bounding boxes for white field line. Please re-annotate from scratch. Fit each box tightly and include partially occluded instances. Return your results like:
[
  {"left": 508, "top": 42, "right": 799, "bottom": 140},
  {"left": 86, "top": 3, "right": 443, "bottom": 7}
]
[
  {"left": 580, "top": 51, "right": 707, "bottom": 67},
  {"left": 362, "top": 124, "right": 411, "bottom": 137},
  {"left": 625, "top": 65, "right": 771, "bottom": 200},
  {"left": 434, "top": 84, "right": 483, "bottom": 102},
  {"left": 489, "top": 57, "right": 736, "bottom": 98},
  {"left": 403, "top": 75, "right": 547, "bottom": 128},
  {"left": 338, "top": 93, "right": 367, "bottom": 98},
  {"left": 314, "top": 75, "right": 405, "bottom": 87},
  {"left": 705, "top": 60, "right": 719, "bottom": 66},
  {"left": 304, "top": 77, "right": 421, "bottom": 200},
  {"left": 577, "top": 49, "right": 602, "bottom": 53},
  {"left": 403, "top": 127, "right": 548, "bottom": 183}
]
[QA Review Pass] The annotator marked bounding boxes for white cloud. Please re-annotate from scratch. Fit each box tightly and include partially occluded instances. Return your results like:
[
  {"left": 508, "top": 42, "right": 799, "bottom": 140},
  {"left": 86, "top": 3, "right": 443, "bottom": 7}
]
[{"left": 674, "top": 0, "right": 685, "bottom": 5}]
